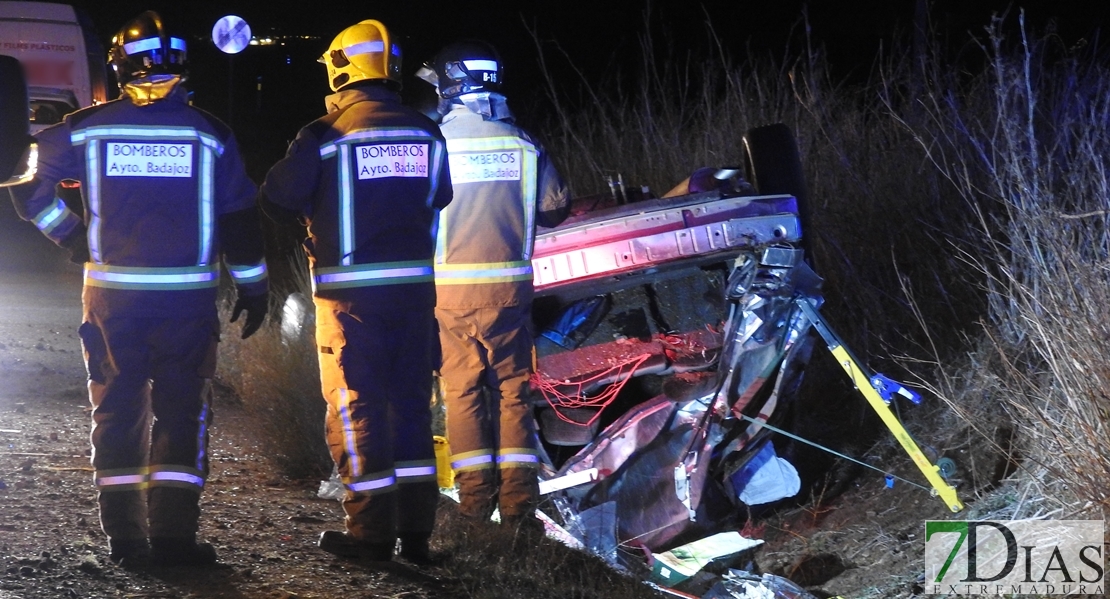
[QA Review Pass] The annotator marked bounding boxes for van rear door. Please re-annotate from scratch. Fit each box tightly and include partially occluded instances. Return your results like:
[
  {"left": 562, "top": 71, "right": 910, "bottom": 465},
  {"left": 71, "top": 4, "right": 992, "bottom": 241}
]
[{"left": 0, "top": 1, "right": 106, "bottom": 130}]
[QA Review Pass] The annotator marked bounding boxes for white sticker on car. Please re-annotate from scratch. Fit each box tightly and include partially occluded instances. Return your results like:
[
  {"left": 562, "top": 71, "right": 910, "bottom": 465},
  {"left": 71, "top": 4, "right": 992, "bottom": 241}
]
[
  {"left": 355, "top": 143, "right": 429, "bottom": 179},
  {"left": 104, "top": 142, "right": 193, "bottom": 177},
  {"left": 449, "top": 150, "right": 521, "bottom": 183}
]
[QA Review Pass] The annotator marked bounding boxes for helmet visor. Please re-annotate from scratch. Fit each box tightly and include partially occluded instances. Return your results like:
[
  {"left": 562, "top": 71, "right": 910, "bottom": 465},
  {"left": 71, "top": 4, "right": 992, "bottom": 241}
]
[{"left": 415, "top": 63, "right": 437, "bottom": 86}]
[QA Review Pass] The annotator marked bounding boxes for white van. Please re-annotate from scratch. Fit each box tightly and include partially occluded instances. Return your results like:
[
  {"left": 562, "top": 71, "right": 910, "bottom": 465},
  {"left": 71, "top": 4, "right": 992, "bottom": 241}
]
[{"left": 0, "top": 1, "right": 107, "bottom": 132}]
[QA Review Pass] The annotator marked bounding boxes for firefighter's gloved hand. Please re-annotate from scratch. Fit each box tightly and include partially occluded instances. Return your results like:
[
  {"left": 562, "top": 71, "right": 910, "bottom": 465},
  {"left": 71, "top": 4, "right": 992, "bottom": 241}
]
[
  {"left": 230, "top": 292, "right": 268, "bottom": 339},
  {"left": 60, "top": 230, "right": 90, "bottom": 264}
]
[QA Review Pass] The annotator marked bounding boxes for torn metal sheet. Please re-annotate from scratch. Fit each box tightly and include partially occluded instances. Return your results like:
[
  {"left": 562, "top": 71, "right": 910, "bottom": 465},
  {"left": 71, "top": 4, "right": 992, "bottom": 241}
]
[{"left": 542, "top": 247, "right": 823, "bottom": 553}]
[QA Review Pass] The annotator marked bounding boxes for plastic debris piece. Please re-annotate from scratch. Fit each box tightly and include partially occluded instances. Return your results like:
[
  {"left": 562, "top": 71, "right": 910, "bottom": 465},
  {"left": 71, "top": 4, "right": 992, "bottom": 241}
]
[
  {"left": 538, "top": 295, "right": 612, "bottom": 351},
  {"left": 539, "top": 467, "right": 598, "bottom": 495},
  {"left": 674, "top": 464, "right": 696, "bottom": 521},
  {"left": 433, "top": 435, "right": 454, "bottom": 488},
  {"left": 884, "top": 475, "right": 894, "bottom": 489},
  {"left": 316, "top": 468, "right": 345, "bottom": 501},
  {"left": 701, "top": 570, "right": 818, "bottom": 599},
  {"left": 650, "top": 532, "right": 763, "bottom": 587},
  {"left": 280, "top": 292, "right": 313, "bottom": 345},
  {"left": 732, "top": 441, "right": 801, "bottom": 506}
]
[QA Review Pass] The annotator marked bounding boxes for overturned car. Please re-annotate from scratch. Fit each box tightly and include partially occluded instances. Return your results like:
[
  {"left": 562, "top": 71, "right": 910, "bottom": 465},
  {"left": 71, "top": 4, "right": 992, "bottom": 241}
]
[{"left": 524, "top": 124, "right": 960, "bottom": 572}]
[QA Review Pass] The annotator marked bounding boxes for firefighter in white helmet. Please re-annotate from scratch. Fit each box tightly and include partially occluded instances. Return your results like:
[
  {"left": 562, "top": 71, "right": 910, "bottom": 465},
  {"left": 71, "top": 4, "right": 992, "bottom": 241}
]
[
  {"left": 417, "top": 40, "right": 569, "bottom": 534},
  {"left": 258, "top": 20, "right": 452, "bottom": 564},
  {"left": 9, "top": 10, "right": 269, "bottom": 567}
]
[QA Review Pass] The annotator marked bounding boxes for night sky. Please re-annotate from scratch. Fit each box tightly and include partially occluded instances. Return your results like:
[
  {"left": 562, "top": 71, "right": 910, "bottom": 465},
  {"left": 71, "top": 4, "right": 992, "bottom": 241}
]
[{"left": 27, "top": 0, "right": 1110, "bottom": 173}]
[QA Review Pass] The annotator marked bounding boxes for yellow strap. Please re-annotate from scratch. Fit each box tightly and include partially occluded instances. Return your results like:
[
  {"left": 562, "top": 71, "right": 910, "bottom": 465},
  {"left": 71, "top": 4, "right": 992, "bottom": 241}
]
[{"left": 828, "top": 344, "right": 963, "bottom": 512}]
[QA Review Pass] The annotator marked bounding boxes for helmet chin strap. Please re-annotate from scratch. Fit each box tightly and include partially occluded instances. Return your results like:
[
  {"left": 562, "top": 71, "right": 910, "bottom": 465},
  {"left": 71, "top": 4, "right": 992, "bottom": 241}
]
[
  {"left": 122, "top": 75, "right": 184, "bottom": 106},
  {"left": 440, "top": 92, "right": 513, "bottom": 121}
]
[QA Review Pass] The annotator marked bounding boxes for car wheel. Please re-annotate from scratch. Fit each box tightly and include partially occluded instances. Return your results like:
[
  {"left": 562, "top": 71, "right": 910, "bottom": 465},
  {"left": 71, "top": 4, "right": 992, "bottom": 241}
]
[
  {"left": 0, "top": 55, "right": 32, "bottom": 185},
  {"left": 742, "top": 123, "right": 812, "bottom": 260}
]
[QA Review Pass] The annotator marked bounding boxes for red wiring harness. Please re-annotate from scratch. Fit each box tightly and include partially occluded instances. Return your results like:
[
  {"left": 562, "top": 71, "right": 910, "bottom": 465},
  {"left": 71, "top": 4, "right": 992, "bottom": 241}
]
[{"left": 532, "top": 353, "right": 654, "bottom": 427}]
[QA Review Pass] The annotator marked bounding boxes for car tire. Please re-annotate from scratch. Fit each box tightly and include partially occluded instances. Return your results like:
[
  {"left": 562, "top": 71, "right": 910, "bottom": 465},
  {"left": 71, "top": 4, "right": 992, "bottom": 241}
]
[
  {"left": 742, "top": 123, "right": 812, "bottom": 260},
  {"left": 0, "top": 55, "right": 31, "bottom": 184}
]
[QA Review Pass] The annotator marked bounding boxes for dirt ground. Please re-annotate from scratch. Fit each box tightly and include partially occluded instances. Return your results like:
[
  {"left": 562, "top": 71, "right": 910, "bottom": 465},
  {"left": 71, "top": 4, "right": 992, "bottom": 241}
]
[
  {"left": 0, "top": 219, "right": 965, "bottom": 599},
  {"left": 0, "top": 315, "right": 954, "bottom": 598},
  {"left": 0, "top": 267, "right": 454, "bottom": 598}
]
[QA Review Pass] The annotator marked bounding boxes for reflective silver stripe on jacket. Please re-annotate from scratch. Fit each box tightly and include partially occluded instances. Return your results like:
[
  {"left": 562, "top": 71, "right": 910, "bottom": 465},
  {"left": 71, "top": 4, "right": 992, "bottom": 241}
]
[
  {"left": 31, "top": 198, "right": 75, "bottom": 235},
  {"left": 346, "top": 470, "right": 397, "bottom": 493},
  {"left": 434, "top": 260, "right": 533, "bottom": 285},
  {"left": 395, "top": 460, "right": 437, "bottom": 483},
  {"left": 83, "top": 264, "right": 220, "bottom": 290},
  {"left": 497, "top": 447, "right": 542, "bottom": 469},
  {"left": 337, "top": 388, "right": 362, "bottom": 476},
  {"left": 95, "top": 468, "right": 148, "bottom": 490},
  {"left": 228, "top": 261, "right": 268, "bottom": 284},
  {"left": 149, "top": 469, "right": 205, "bottom": 489},
  {"left": 312, "top": 260, "right": 434, "bottom": 291}
]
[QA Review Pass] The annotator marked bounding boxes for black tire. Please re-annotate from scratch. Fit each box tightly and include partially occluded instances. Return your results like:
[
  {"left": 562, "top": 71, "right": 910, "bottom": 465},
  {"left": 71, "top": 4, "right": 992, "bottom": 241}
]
[
  {"left": 0, "top": 55, "right": 31, "bottom": 183},
  {"left": 742, "top": 123, "right": 813, "bottom": 260}
]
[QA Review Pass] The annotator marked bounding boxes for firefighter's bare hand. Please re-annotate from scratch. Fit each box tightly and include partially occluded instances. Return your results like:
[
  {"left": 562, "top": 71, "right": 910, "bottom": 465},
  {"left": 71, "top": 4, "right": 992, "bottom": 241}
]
[{"left": 230, "top": 292, "right": 269, "bottom": 339}]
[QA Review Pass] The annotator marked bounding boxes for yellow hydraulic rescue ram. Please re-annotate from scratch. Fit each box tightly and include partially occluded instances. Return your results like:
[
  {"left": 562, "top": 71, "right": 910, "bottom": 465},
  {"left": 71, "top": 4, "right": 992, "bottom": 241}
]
[{"left": 795, "top": 298, "right": 964, "bottom": 513}]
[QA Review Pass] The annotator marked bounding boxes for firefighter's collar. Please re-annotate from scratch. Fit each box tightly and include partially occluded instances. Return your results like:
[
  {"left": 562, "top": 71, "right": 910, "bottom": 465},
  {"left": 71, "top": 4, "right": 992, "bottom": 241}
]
[
  {"left": 325, "top": 84, "right": 401, "bottom": 114},
  {"left": 122, "top": 75, "right": 186, "bottom": 106},
  {"left": 439, "top": 92, "right": 513, "bottom": 122}
]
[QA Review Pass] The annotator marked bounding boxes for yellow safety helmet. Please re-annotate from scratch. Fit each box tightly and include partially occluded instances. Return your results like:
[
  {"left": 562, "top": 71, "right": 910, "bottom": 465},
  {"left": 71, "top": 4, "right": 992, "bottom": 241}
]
[{"left": 320, "top": 19, "right": 402, "bottom": 92}]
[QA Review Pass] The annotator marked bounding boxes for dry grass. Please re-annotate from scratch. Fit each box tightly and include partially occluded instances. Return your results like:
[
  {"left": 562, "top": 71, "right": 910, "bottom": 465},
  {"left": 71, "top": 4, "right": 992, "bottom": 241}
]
[
  {"left": 216, "top": 253, "right": 331, "bottom": 482},
  {"left": 434, "top": 511, "right": 659, "bottom": 599},
  {"left": 900, "top": 12, "right": 1110, "bottom": 519}
]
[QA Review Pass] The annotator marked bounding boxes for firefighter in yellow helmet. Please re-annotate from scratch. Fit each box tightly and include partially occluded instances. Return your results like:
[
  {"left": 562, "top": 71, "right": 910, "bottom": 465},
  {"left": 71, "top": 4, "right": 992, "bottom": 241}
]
[
  {"left": 258, "top": 20, "right": 452, "bottom": 565},
  {"left": 417, "top": 40, "right": 569, "bottom": 534}
]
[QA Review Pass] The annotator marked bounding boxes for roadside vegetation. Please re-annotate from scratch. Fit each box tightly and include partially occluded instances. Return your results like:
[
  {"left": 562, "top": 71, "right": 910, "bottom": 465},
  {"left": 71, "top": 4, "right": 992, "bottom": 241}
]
[{"left": 215, "top": 8, "right": 1110, "bottom": 597}]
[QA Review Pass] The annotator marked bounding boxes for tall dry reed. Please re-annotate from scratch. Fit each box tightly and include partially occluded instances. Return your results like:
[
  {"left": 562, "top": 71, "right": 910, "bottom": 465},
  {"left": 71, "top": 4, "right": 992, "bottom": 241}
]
[{"left": 904, "top": 11, "right": 1110, "bottom": 516}]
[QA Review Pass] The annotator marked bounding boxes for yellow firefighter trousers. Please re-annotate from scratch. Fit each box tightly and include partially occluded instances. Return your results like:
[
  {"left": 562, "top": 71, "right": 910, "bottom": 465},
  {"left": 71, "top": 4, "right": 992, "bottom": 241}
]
[
  {"left": 316, "top": 301, "right": 439, "bottom": 545},
  {"left": 436, "top": 304, "right": 541, "bottom": 520}
]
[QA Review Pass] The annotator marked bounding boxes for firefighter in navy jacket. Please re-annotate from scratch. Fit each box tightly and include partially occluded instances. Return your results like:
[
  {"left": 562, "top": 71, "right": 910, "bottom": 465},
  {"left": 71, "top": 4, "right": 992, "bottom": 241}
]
[
  {"left": 8, "top": 11, "right": 269, "bottom": 567},
  {"left": 417, "top": 41, "right": 569, "bottom": 531},
  {"left": 258, "top": 20, "right": 452, "bottom": 565}
]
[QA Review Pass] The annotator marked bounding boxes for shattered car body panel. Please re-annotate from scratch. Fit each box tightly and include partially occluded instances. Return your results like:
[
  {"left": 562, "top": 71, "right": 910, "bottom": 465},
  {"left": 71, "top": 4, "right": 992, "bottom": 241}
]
[
  {"left": 533, "top": 221, "right": 823, "bottom": 551},
  {"left": 529, "top": 167, "right": 825, "bottom": 554},
  {"left": 532, "top": 192, "right": 801, "bottom": 295}
]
